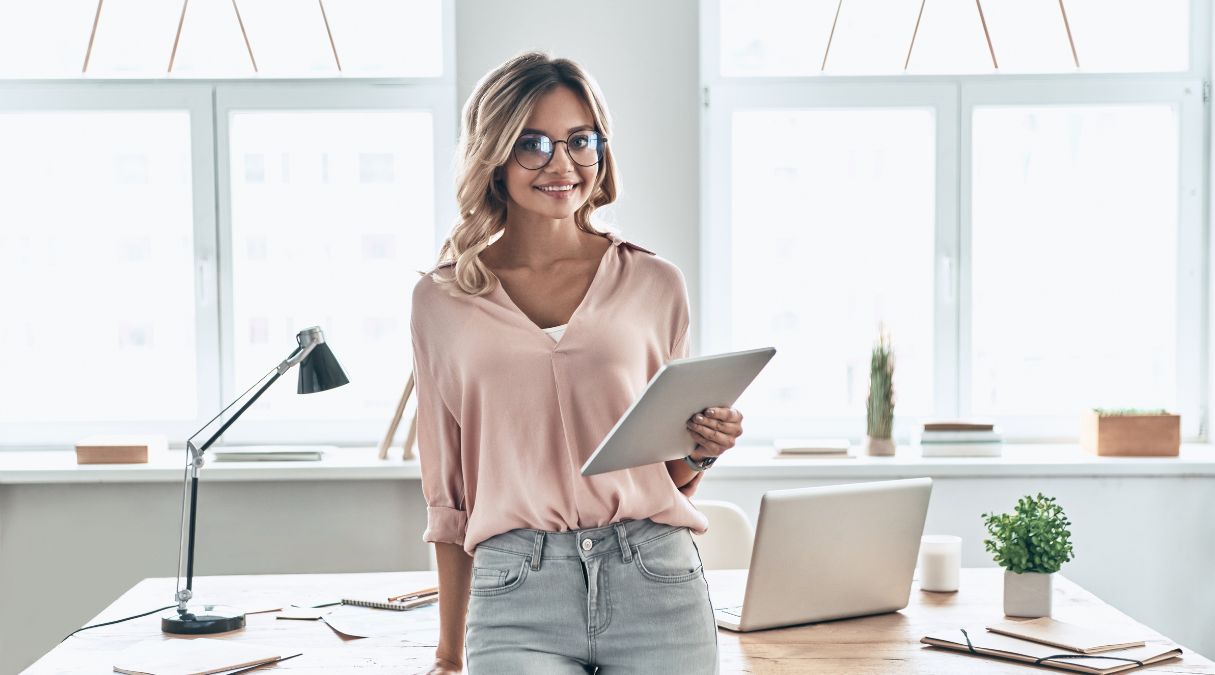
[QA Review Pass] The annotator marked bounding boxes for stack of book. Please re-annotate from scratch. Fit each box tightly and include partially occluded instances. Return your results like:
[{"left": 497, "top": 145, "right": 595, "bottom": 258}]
[{"left": 916, "top": 421, "right": 1003, "bottom": 457}]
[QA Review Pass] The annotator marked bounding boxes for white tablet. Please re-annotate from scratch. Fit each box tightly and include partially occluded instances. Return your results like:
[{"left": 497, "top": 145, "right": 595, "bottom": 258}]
[{"left": 580, "top": 347, "right": 776, "bottom": 476}]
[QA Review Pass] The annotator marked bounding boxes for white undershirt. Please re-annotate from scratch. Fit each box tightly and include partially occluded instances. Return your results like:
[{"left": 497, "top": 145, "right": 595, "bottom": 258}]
[{"left": 541, "top": 323, "right": 568, "bottom": 343}]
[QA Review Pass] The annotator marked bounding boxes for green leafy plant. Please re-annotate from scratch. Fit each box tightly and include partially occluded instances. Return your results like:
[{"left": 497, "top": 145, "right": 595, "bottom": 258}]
[
  {"left": 1092, "top": 407, "right": 1170, "bottom": 416},
  {"left": 866, "top": 324, "right": 895, "bottom": 439},
  {"left": 982, "top": 493, "right": 1075, "bottom": 574}
]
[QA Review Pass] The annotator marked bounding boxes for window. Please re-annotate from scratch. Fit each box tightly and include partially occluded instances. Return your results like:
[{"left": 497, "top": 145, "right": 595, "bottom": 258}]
[
  {"left": 703, "top": 0, "right": 1207, "bottom": 441},
  {"left": 0, "top": 108, "right": 198, "bottom": 425},
  {"left": 227, "top": 109, "right": 436, "bottom": 427},
  {"left": 719, "top": 0, "right": 1192, "bottom": 76},
  {"left": 0, "top": 0, "right": 443, "bottom": 78},
  {"left": 0, "top": 2, "right": 455, "bottom": 448}
]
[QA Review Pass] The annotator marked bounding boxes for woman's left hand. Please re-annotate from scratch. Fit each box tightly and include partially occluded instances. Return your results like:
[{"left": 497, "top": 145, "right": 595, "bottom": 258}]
[{"left": 685, "top": 406, "right": 744, "bottom": 461}]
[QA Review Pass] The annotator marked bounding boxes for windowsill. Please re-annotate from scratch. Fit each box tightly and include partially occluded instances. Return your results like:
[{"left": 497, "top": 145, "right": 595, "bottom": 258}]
[{"left": 2, "top": 443, "right": 1215, "bottom": 484}]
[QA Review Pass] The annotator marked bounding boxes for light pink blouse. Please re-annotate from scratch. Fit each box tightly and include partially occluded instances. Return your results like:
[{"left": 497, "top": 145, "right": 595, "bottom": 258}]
[{"left": 409, "top": 228, "right": 709, "bottom": 554}]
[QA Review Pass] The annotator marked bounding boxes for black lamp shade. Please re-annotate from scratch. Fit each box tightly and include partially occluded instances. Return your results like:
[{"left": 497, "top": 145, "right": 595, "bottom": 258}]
[{"left": 298, "top": 341, "right": 350, "bottom": 394}]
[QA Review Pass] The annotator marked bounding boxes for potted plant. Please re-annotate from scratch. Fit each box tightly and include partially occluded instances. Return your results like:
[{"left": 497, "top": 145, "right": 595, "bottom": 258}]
[
  {"left": 982, "top": 493, "right": 1075, "bottom": 618},
  {"left": 1081, "top": 407, "right": 1180, "bottom": 457},
  {"left": 865, "top": 325, "right": 896, "bottom": 456}
]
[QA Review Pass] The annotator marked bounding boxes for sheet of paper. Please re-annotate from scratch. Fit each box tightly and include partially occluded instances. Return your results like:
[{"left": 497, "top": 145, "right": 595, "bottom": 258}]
[
  {"left": 321, "top": 603, "right": 439, "bottom": 643},
  {"left": 113, "top": 638, "right": 288, "bottom": 675}
]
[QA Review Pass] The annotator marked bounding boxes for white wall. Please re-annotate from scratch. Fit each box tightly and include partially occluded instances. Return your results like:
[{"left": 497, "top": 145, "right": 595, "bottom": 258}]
[{"left": 456, "top": 0, "right": 702, "bottom": 351}]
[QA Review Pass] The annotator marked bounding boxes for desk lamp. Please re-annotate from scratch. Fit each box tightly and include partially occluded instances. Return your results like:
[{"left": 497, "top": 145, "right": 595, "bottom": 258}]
[{"left": 162, "top": 326, "right": 349, "bottom": 634}]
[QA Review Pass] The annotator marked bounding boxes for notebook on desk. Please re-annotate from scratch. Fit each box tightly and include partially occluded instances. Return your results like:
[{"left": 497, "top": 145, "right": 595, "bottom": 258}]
[
  {"left": 986, "top": 617, "right": 1151, "bottom": 654},
  {"left": 922, "top": 627, "right": 1182, "bottom": 674}
]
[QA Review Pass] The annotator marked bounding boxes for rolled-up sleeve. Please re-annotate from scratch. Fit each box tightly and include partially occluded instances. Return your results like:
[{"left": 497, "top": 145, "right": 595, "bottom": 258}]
[{"left": 410, "top": 295, "right": 468, "bottom": 546}]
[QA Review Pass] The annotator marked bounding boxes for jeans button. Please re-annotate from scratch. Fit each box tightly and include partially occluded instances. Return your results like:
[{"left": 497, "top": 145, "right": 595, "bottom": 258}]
[{"left": 582, "top": 538, "right": 593, "bottom": 551}]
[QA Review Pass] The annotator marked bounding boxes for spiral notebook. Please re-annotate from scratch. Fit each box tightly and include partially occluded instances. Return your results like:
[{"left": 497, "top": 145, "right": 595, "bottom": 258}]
[{"left": 341, "top": 594, "right": 437, "bottom": 611}]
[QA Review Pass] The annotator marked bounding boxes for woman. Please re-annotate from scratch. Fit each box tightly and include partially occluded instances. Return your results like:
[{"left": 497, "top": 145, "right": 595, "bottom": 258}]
[{"left": 410, "top": 51, "right": 744, "bottom": 674}]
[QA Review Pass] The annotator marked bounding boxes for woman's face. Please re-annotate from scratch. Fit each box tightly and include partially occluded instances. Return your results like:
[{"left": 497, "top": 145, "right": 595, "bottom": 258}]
[{"left": 500, "top": 85, "right": 601, "bottom": 222}]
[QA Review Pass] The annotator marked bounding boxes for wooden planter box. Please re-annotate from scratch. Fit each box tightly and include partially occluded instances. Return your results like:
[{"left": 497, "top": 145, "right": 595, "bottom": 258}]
[{"left": 1080, "top": 411, "right": 1179, "bottom": 457}]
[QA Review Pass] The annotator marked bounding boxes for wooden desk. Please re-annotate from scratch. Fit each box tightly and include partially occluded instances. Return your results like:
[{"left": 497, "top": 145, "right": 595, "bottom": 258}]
[{"left": 27, "top": 568, "right": 1214, "bottom": 674}]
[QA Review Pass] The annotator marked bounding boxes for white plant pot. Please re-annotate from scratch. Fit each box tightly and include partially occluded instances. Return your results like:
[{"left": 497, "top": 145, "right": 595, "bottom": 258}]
[
  {"left": 1003, "top": 570, "right": 1053, "bottom": 618},
  {"left": 865, "top": 435, "right": 896, "bottom": 456}
]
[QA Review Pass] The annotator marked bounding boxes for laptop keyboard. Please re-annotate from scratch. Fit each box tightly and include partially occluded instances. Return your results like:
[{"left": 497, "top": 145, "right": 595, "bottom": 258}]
[{"left": 716, "top": 605, "right": 743, "bottom": 617}]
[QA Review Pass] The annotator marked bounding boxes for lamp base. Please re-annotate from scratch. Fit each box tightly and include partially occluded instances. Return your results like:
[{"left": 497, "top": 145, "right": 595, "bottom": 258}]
[{"left": 161, "top": 604, "right": 246, "bottom": 634}]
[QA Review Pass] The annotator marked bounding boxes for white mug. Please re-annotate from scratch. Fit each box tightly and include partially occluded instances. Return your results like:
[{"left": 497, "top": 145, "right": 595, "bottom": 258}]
[{"left": 919, "top": 534, "right": 961, "bottom": 592}]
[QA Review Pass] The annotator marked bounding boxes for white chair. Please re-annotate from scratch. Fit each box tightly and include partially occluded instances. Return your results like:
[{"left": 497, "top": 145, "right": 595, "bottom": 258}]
[{"left": 690, "top": 499, "right": 754, "bottom": 570}]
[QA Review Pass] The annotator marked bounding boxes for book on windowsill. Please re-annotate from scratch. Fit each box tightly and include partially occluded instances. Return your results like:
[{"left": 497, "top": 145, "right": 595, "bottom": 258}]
[
  {"left": 919, "top": 442, "right": 1004, "bottom": 458},
  {"left": 211, "top": 445, "right": 336, "bottom": 462},
  {"left": 919, "top": 430, "right": 1003, "bottom": 443},
  {"left": 922, "top": 420, "right": 996, "bottom": 432},
  {"left": 773, "top": 438, "right": 852, "bottom": 458}
]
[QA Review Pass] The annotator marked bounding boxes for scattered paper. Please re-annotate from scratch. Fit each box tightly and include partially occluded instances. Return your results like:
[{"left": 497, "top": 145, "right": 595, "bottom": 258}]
[
  {"left": 113, "top": 637, "right": 295, "bottom": 675},
  {"left": 321, "top": 603, "right": 439, "bottom": 643}
]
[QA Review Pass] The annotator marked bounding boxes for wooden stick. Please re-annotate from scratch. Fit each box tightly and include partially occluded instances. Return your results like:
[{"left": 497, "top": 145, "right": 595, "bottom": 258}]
[
  {"left": 1058, "top": 0, "right": 1080, "bottom": 68},
  {"left": 904, "top": 0, "right": 928, "bottom": 71},
  {"left": 318, "top": 0, "right": 342, "bottom": 72},
  {"left": 974, "top": 0, "right": 997, "bottom": 69},
  {"left": 379, "top": 371, "right": 415, "bottom": 459},
  {"left": 232, "top": 0, "right": 258, "bottom": 73},
  {"left": 168, "top": 0, "right": 189, "bottom": 73},
  {"left": 82, "top": 0, "right": 105, "bottom": 73},
  {"left": 821, "top": 0, "right": 844, "bottom": 72},
  {"left": 403, "top": 408, "right": 418, "bottom": 461}
]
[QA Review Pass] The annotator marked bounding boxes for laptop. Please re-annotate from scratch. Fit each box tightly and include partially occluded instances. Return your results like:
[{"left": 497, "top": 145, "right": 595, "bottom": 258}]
[{"left": 714, "top": 477, "right": 933, "bottom": 632}]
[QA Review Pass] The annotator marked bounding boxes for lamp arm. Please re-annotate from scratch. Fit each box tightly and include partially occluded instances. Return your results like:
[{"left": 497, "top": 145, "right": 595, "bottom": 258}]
[
  {"left": 174, "top": 342, "right": 314, "bottom": 613},
  {"left": 185, "top": 344, "right": 310, "bottom": 458}
]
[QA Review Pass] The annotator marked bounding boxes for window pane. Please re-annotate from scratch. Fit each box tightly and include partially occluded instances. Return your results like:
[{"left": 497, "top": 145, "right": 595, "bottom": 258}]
[
  {"left": 971, "top": 105, "right": 1178, "bottom": 415},
  {"left": 721, "top": 0, "right": 1189, "bottom": 76},
  {"left": 0, "top": 0, "right": 443, "bottom": 77},
  {"left": 730, "top": 109, "right": 936, "bottom": 421},
  {"left": 229, "top": 110, "right": 435, "bottom": 423},
  {"left": 322, "top": 0, "right": 443, "bottom": 77},
  {"left": 0, "top": 111, "right": 197, "bottom": 422},
  {"left": 0, "top": 0, "right": 98, "bottom": 76}
]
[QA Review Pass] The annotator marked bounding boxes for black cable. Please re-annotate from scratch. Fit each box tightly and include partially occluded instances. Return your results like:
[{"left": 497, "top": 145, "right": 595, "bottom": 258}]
[{"left": 61, "top": 604, "right": 176, "bottom": 643}]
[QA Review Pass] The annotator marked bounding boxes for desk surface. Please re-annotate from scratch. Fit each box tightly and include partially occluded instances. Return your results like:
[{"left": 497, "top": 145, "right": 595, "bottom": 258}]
[{"left": 28, "top": 568, "right": 1214, "bottom": 674}]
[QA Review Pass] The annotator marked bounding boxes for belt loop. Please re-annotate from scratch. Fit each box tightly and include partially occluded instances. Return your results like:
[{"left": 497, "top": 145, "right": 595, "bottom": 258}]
[
  {"left": 614, "top": 522, "right": 632, "bottom": 563},
  {"left": 531, "top": 531, "right": 545, "bottom": 571}
]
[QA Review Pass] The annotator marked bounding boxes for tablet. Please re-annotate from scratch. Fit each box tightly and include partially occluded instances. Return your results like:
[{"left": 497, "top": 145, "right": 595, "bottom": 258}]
[{"left": 580, "top": 347, "right": 776, "bottom": 477}]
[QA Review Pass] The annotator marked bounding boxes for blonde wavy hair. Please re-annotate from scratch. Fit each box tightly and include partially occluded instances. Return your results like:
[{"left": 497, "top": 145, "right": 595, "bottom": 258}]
[{"left": 427, "top": 51, "right": 620, "bottom": 296}]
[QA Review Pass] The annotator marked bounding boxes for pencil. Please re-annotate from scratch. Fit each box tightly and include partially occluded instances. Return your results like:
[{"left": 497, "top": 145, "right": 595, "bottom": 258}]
[{"left": 388, "top": 586, "right": 439, "bottom": 602}]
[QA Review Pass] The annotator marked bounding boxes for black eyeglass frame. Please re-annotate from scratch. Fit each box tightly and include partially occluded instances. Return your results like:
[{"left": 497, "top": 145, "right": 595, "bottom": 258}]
[{"left": 510, "top": 130, "right": 608, "bottom": 171}]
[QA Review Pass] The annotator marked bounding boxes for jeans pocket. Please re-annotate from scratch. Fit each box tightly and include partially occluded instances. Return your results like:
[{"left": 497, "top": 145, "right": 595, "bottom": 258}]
[
  {"left": 633, "top": 528, "right": 704, "bottom": 584},
  {"left": 469, "top": 547, "right": 531, "bottom": 597}
]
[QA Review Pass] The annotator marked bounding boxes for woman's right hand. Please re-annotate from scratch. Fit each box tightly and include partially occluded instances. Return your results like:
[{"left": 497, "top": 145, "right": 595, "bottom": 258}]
[{"left": 421, "top": 655, "right": 462, "bottom": 674}]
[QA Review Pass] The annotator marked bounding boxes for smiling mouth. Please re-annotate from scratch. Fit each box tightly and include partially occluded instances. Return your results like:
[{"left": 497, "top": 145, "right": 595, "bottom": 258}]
[{"left": 535, "top": 183, "right": 578, "bottom": 193}]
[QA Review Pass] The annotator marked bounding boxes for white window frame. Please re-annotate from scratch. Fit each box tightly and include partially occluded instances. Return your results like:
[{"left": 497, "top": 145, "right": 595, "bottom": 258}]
[
  {"left": 0, "top": 1, "right": 456, "bottom": 449},
  {"left": 700, "top": 0, "right": 1212, "bottom": 442}
]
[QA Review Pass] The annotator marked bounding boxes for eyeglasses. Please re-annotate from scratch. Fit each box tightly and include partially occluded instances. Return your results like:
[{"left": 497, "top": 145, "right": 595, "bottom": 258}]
[{"left": 511, "top": 129, "right": 607, "bottom": 170}]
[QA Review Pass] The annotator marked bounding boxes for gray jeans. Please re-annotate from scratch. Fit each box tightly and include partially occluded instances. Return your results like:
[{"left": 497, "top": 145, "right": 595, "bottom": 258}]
[{"left": 464, "top": 517, "right": 720, "bottom": 674}]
